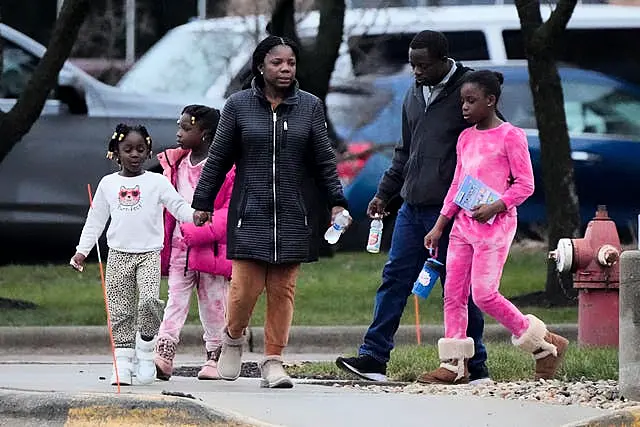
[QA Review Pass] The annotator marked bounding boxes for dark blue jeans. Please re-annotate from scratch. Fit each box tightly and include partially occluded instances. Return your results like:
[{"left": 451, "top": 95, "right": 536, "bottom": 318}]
[{"left": 359, "top": 202, "right": 488, "bottom": 377}]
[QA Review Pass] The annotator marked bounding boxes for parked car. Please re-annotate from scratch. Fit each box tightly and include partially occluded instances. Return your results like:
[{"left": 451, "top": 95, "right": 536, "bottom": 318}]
[
  {"left": 0, "top": 23, "right": 210, "bottom": 260},
  {"left": 326, "top": 61, "right": 640, "bottom": 243},
  {"left": 0, "top": 24, "right": 335, "bottom": 258},
  {"left": 119, "top": 4, "right": 640, "bottom": 108}
]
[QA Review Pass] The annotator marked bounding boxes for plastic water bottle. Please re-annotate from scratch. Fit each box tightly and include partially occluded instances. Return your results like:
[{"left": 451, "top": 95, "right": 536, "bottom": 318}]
[
  {"left": 324, "top": 210, "right": 350, "bottom": 244},
  {"left": 366, "top": 217, "right": 384, "bottom": 253}
]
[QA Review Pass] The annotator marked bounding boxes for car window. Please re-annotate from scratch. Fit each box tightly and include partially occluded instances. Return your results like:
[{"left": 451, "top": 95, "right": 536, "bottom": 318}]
[
  {"left": 503, "top": 28, "right": 640, "bottom": 86},
  {"left": 0, "top": 39, "right": 40, "bottom": 99},
  {"left": 501, "top": 81, "right": 640, "bottom": 139},
  {"left": 117, "top": 29, "right": 251, "bottom": 97},
  {"left": 347, "top": 31, "right": 489, "bottom": 77}
]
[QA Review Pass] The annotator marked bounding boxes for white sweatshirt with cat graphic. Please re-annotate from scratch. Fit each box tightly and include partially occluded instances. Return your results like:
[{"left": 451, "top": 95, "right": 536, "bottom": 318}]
[{"left": 76, "top": 171, "right": 195, "bottom": 256}]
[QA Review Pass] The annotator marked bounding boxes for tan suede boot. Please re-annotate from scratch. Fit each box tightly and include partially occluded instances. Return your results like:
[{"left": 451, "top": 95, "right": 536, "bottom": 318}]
[
  {"left": 260, "top": 355, "right": 294, "bottom": 389},
  {"left": 512, "top": 314, "right": 569, "bottom": 380},
  {"left": 417, "top": 338, "right": 475, "bottom": 385}
]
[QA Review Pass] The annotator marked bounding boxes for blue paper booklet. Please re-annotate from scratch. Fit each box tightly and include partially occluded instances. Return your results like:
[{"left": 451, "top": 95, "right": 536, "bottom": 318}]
[{"left": 453, "top": 175, "right": 502, "bottom": 224}]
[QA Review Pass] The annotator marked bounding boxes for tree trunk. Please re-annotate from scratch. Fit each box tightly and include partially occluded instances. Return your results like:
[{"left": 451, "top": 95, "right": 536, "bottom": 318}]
[
  {"left": 0, "top": 0, "right": 91, "bottom": 163},
  {"left": 269, "top": 0, "right": 347, "bottom": 153},
  {"left": 515, "top": 0, "right": 580, "bottom": 304},
  {"left": 0, "top": 11, "right": 3, "bottom": 75}
]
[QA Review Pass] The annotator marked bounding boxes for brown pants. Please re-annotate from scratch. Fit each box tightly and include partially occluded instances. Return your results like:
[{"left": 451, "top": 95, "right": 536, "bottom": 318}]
[{"left": 227, "top": 260, "right": 300, "bottom": 356}]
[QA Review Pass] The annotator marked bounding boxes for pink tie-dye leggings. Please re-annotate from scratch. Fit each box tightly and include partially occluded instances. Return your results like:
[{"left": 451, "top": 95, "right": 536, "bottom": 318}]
[
  {"left": 158, "top": 244, "right": 228, "bottom": 351},
  {"left": 444, "top": 212, "right": 530, "bottom": 340}
]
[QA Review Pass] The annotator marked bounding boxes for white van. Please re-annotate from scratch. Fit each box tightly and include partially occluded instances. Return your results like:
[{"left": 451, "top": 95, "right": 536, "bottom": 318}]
[{"left": 117, "top": 4, "right": 640, "bottom": 107}]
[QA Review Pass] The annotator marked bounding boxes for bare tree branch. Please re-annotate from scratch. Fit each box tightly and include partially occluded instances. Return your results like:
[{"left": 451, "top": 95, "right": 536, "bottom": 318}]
[
  {"left": 540, "top": 0, "right": 579, "bottom": 43},
  {"left": 0, "top": 0, "right": 91, "bottom": 162}
]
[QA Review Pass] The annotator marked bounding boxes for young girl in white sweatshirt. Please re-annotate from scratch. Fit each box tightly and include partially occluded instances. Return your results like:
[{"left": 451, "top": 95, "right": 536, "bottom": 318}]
[{"left": 70, "top": 123, "right": 194, "bottom": 386}]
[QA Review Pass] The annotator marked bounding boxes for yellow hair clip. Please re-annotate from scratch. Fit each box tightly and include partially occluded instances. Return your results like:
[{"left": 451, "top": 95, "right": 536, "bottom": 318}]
[
  {"left": 106, "top": 151, "right": 114, "bottom": 160},
  {"left": 146, "top": 136, "right": 152, "bottom": 145},
  {"left": 190, "top": 116, "right": 196, "bottom": 126},
  {"left": 111, "top": 132, "right": 118, "bottom": 139},
  {"left": 118, "top": 133, "right": 125, "bottom": 141}
]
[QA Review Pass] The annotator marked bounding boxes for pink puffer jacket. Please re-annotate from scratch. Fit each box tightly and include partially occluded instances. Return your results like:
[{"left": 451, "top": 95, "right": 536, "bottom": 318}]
[{"left": 158, "top": 148, "right": 235, "bottom": 279}]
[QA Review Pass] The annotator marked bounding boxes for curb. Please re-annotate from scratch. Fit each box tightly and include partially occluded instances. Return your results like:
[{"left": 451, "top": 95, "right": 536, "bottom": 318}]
[
  {"left": 562, "top": 406, "right": 640, "bottom": 426},
  {"left": 0, "top": 324, "right": 578, "bottom": 353},
  {"left": 0, "top": 388, "right": 278, "bottom": 426}
]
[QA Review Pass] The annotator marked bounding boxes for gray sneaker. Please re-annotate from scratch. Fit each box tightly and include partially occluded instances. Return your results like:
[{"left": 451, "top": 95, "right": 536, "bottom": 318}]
[
  {"left": 259, "top": 356, "right": 294, "bottom": 389},
  {"left": 217, "top": 330, "right": 244, "bottom": 381}
]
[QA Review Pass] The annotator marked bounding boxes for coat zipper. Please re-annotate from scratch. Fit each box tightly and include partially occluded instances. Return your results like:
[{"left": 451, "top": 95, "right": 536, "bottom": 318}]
[{"left": 272, "top": 110, "right": 278, "bottom": 262}]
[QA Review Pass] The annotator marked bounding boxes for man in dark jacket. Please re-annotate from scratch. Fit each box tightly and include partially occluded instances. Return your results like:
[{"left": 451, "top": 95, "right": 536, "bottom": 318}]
[{"left": 336, "top": 30, "right": 490, "bottom": 384}]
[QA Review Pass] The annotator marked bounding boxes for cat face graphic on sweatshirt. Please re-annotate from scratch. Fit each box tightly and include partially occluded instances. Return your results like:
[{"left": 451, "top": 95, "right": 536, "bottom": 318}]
[{"left": 118, "top": 185, "right": 141, "bottom": 210}]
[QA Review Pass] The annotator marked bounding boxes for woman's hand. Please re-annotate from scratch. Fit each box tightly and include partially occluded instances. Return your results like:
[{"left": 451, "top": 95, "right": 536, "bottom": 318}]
[
  {"left": 424, "top": 227, "right": 443, "bottom": 251},
  {"left": 70, "top": 252, "right": 86, "bottom": 272},
  {"left": 472, "top": 200, "right": 506, "bottom": 224},
  {"left": 193, "top": 210, "right": 211, "bottom": 226},
  {"left": 331, "top": 206, "right": 352, "bottom": 228}
]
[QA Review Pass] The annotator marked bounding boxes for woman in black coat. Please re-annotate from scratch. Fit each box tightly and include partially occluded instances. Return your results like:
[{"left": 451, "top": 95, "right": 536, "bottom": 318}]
[{"left": 191, "top": 36, "right": 349, "bottom": 388}]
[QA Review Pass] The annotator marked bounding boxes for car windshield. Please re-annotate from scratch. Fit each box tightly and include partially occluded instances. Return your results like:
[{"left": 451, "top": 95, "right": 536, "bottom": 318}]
[
  {"left": 327, "top": 77, "right": 409, "bottom": 144},
  {"left": 117, "top": 29, "right": 250, "bottom": 97},
  {"left": 327, "top": 86, "right": 393, "bottom": 132}
]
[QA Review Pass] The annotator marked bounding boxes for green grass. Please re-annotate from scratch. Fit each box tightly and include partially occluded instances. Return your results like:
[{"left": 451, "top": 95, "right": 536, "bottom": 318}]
[
  {"left": 288, "top": 344, "right": 618, "bottom": 382},
  {"left": 0, "top": 247, "right": 577, "bottom": 326}
]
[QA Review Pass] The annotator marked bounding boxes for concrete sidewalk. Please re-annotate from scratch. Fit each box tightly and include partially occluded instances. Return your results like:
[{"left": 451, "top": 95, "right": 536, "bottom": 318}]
[
  {"left": 0, "top": 323, "right": 579, "bottom": 353},
  {"left": 0, "top": 352, "right": 608, "bottom": 427}
]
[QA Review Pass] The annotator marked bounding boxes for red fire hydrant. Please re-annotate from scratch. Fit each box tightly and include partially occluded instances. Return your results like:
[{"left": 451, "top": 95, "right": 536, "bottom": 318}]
[{"left": 548, "top": 205, "right": 622, "bottom": 347}]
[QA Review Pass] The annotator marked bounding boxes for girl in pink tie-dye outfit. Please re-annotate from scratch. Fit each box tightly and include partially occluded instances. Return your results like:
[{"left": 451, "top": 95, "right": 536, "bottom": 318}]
[
  {"left": 419, "top": 71, "right": 568, "bottom": 385},
  {"left": 154, "top": 105, "right": 235, "bottom": 381}
]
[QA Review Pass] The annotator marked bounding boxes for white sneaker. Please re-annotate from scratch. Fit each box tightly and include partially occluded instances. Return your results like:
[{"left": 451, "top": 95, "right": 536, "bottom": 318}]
[
  {"left": 260, "top": 356, "right": 293, "bottom": 389},
  {"left": 110, "top": 348, "right": 134, "bottom": 386},
  {"left": 217, "top": 329, "right": 244, "bottom": 381},
  {"left": 135, "top": 332, "right": 157, "bottom": 385}
]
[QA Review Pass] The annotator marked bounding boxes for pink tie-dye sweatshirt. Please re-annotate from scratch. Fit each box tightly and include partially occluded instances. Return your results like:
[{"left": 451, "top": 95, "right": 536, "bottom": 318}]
[{"left": 441, "top": 122, "right": 535, "bottom": 220}]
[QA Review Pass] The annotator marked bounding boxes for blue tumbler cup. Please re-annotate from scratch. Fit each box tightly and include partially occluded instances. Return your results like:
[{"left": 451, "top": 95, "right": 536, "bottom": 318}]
[{"left": 412, "top": 249, "right": 444, "bottom": 299}]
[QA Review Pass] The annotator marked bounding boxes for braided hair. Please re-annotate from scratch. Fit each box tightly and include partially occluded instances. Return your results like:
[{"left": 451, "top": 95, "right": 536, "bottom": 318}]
[
  {"left": 181, "top": 104, "right": 221, "bottom": 144},
  {"left": 106, "top": 123, "right": 153, "bottom": 161},
  {"left": 463, "top": 70, "right": 505, "bottom": 103},
  {"left": 249, "top": 35, "right": 299, "bottom": 88}
]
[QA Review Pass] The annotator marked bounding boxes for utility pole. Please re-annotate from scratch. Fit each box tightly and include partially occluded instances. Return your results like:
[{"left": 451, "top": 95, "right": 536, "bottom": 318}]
[
  {"left": 125, "top": 0, "right": 136, "bottom": 65},
  {"left": 198, "top": 0, "right": 207, "bottom": 19}
]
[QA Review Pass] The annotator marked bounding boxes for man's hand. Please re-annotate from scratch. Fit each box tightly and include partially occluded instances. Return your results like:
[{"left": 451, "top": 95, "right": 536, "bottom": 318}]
[
  {"left": 367, "top": 197, "right": 388, "bottom": 219},
  {"left": 193, "top": 210, "right": 211, "bottom": 226}
]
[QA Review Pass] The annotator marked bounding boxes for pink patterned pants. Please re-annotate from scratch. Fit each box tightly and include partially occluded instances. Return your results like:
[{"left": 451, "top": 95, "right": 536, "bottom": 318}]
[
  {"left": 444, "top": 213, "right": 529, "bottom": 339},
  {"left": 158, "top": 243, "right": 228, "bottom": 351}
]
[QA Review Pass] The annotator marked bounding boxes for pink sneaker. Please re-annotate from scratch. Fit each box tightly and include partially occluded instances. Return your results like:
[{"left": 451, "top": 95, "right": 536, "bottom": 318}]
[
  {"left": 154, "top": 337, "right": 176, "bottom": 381},
  {"left": 198, "top": 348, "right": 222, "bottom": 380}
]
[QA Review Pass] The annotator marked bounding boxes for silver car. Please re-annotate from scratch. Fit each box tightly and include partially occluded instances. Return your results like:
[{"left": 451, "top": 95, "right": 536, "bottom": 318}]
[{"left": 0, "top": 23, "right": 208, "bottom": 256}]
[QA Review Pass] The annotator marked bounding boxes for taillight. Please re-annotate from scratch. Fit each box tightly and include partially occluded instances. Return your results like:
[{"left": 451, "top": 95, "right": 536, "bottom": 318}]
[{"left": 337, "top": 141, "right": 374, "bottom": 187}]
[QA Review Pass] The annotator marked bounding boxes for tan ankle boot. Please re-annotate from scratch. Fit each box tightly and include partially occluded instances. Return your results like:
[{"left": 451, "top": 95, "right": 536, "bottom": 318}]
[
  {"left": 417, "top": 338, "right": 475, "bottom": 385},
  {"left": 512, "top": 314, "right": 569, "bottom": 380},
  {"left": 218, "top": 329, "right": 244, "bottom": 381},
  {"left": 260, "top": 355, "right": 293, "bottom": 389}
]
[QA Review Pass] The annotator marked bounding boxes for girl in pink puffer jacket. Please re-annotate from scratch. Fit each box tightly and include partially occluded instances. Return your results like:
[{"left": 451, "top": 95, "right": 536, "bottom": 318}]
[{"left": 154, "top": 105, "right": 235, "bottom": 381}]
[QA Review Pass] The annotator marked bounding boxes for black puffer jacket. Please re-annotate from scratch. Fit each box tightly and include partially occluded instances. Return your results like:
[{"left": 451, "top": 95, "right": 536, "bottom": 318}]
[{"left": 192, "top": 80, "right": 348, "bottom": 264}]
